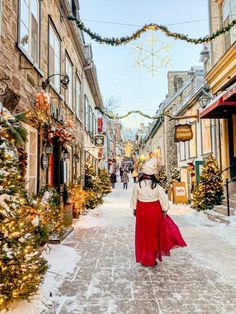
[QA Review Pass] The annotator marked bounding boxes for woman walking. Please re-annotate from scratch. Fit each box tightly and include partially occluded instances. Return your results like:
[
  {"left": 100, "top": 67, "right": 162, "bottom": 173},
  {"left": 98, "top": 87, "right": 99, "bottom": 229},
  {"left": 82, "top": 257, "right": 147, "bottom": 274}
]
[{"left": 130, "top": 158, "right": 186, "bottom": 267}]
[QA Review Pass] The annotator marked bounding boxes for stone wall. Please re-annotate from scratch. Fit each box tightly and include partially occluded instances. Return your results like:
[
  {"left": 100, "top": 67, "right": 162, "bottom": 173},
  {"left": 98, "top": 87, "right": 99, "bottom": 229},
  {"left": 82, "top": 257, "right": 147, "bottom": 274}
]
[
  {"left": 164, "top": 80, "right": 193, "bottom": 180},
  {"left": 0, "top": 0, "right": 99, "bottom": 192},
  {"left": 167, "top": 71, "right": 190, "bottom": 97},
  {"left": 208, "top": 0, "right": 225, "bottom": 67}
]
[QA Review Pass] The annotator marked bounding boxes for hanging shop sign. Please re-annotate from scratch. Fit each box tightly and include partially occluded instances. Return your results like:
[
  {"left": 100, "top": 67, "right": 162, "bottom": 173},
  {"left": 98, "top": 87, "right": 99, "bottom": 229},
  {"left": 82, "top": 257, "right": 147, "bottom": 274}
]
[
  {"left": 95, "top": 134, "right": 105, "bottom": 147},
  {"left": 41, "top": 154, "right": 48, "bottom": 170},
  {"left": 174, "top": 124, "right": 193, "bottom": 142}
]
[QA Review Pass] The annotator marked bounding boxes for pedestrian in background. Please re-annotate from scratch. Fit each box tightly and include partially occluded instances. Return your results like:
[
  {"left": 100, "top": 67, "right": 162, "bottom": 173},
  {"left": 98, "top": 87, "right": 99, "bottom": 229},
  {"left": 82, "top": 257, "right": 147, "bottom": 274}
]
[
  {"left": 120, "top": 167, "right": 124, "bottom": 182},
  {"left": 122, "top": 171, "right": 129, "bottom": 189},
  {"left": 110, "top": 171, "right": 117, "bottom": 189},
  {"left": 130, "top": 158, "right": 186, "bottom": 267}
]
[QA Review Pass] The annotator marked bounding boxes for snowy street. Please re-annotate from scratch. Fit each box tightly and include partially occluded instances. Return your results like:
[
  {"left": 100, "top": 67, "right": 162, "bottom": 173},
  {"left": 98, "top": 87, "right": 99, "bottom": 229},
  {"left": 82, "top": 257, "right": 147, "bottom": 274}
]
[{"left": 5, "top": 182, "right": 236, "bottom": 314}]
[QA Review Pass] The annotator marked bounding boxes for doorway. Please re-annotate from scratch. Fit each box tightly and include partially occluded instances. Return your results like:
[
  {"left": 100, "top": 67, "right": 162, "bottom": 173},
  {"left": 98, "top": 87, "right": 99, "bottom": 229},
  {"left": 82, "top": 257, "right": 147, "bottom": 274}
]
[{"left": 228, "top": 114, "right": 236, "bottom": 181}]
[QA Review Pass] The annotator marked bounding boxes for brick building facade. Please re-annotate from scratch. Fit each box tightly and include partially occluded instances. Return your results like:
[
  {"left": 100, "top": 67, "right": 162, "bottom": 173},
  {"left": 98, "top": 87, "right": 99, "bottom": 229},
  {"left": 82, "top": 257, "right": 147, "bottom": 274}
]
[{"left": 0, "top": 0, "right": 103, "bottom": 197}]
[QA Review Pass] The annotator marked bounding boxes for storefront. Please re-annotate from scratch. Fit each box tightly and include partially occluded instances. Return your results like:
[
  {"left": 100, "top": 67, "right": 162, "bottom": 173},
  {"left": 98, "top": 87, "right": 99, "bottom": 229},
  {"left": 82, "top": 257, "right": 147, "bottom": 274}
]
[{"left": 200, "top": 83, "right": 236, "bottom": 180}]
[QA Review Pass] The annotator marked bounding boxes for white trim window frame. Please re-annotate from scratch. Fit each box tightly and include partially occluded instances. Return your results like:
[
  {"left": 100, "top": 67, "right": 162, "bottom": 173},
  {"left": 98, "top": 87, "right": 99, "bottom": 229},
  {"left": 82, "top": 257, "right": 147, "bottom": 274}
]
[
  {"left": 18, "top": 0, "right": 40, "bottom": 65},
  {"left": 222, "top": 0, "right": 236, "bottom": 49},
  {"left": 84, "top": 95, "right": 90, "bottom": 132},
  {"left": 65, "top": 54, "right": 73, "bottom": 110},
  {"left": 49, "top": 21, "right": 61, "bottom": 93},
  {"left": 179, "top": 142, "right": 186, "bottom": 161},
  {"left": 24, "top": 123, "right": 38, "bottom": 195},
  {"left": 75, "top": 74, "right": 81, "bottom": 120}
]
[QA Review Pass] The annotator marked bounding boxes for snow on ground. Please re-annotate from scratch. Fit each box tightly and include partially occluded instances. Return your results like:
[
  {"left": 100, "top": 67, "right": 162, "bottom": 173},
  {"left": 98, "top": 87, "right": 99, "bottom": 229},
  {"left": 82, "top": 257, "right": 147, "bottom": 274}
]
[
  {"left": 3, "top": 180, "right": 236, "bottom": 313},
  {"left": 2, "top": 242, "right": 79, "bottom": 314},
  {"left": 170, "top": 202, "right": 236, "bottom": 288}
]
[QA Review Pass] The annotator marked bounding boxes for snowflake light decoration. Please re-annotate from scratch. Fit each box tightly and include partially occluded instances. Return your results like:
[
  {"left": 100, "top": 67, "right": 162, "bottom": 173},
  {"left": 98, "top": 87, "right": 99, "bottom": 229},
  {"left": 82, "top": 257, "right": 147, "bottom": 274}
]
[{"left": 132, "top": 30, "right": 172, "bottom": 77}]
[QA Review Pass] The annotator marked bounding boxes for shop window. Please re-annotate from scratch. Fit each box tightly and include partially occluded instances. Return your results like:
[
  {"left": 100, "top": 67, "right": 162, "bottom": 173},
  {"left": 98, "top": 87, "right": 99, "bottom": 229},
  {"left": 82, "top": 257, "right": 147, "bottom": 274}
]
[
  {"left": 222, "top": 0, "right": 236, "bottom": 50},
  {"left": 19, "top": 0, "right": 40, "bottom": 65},
  {"left": 65, "top": 54, "right": 73, "bottom": 110},
  {"left": 49, "top": 22, "right": 61, "bottom": 92},
  {"left": 75, "top": 75, "right": 82, "bottom": 120},
  {"left": 179, "top": 142, "right": 186, "bottom": 161},
  {"left": 201, "top": 119, "right": 212, "bottom": 155},
  {"left": 24, "top": 124, "right": 38, "bottom": 195}
]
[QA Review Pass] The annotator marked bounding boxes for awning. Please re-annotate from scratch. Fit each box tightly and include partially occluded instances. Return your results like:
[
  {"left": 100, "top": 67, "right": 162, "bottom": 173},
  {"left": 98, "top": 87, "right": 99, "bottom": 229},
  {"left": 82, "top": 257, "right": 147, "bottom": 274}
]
[{"left": 200, "top": 84, "right": 236, "bottom": 119}]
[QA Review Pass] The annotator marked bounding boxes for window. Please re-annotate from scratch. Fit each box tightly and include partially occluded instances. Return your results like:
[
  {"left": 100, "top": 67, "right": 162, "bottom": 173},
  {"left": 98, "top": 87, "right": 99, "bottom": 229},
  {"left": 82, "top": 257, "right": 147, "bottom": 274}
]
[
  {"left": 179, "top": 142, "right": 186, "bottom": 161},
  {"left": 89, "top": 107, "right": 93, "bottom": 134},
  {"left": 65, "top": 55, "right": 73, "bottom": 109},
  {"left": 24, "top": 124, "right": 38, "bottom": 195},
  {"left": 94, "top": 115, "right": 97, "bottom": 136},
  {"left": 75, "top": 75, "right": 81, "bottom": 120},
  {"left": 49, "top": 22, "right": 61, "bottom": 92},
  {"left": 67, "top": 0, "right": 79, "bottom": 18},
  {"left": 84, "top": 95, "right": 89, "bottom": 131},
  {"left": 201, "top": 119, "right": 212, "bottom": 155},
  {"left": 19, "top": 0, "right": 40, "bottom": 64},
  {"left": 222, "top": 0, "right": 236, "bottom": 49},
  {"left": 64, "top": 146, "right": 72, "bottom": 184},
  {"left": 189, "top": 122, "right": 197, "bottom": 158}
]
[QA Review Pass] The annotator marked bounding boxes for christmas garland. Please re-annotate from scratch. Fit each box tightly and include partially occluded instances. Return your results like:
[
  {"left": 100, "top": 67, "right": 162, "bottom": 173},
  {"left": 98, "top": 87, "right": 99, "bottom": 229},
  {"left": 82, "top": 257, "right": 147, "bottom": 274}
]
[
  {"left": 68, "top": 16, "right": 236, "bottom": 45},
  {"left": 95, "top": 107, "right": 164, "bottom": 120}
]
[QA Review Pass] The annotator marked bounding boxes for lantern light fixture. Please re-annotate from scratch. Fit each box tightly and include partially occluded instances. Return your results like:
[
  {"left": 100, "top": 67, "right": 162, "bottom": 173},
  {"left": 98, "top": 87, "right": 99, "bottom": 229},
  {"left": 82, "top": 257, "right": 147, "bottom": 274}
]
[{"left": 42, "top": 74, "right": 69, "bottom": 90}]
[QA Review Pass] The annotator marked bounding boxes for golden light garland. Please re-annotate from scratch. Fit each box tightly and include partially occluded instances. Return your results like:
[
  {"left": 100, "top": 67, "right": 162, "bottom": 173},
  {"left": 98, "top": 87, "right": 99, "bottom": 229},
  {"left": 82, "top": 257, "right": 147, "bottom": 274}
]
[{"left": 68, "top": 16, "right": 236, "bottom": 45}]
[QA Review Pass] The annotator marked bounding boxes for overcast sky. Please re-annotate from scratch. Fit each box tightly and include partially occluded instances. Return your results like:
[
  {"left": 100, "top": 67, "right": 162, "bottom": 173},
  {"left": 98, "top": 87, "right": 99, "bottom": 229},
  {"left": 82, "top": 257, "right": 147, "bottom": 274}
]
[{"left": 79, "top": 0, "right": 209, "bottom": 128}]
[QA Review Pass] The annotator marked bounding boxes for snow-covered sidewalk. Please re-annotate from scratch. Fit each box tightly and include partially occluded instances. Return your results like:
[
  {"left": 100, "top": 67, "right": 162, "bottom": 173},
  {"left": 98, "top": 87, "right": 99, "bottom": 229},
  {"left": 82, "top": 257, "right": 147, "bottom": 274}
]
[{"left": 4, "top": 182, "right": 236, "bottom": 314}]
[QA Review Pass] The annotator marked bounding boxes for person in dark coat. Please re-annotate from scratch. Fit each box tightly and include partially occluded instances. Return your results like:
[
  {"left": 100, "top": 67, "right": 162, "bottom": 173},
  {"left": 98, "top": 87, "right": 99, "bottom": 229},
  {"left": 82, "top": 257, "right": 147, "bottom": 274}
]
[
  {"left": 120, "top": 167, "right": 124, "bottom": 182},
  {"left": 110, "top": 172, "right": 117, "bottom": 189}
]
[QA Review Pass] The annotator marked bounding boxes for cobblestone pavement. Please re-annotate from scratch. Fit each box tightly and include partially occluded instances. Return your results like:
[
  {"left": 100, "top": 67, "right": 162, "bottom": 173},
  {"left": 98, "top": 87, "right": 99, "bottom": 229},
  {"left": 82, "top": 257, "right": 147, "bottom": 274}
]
[{"left": 52, "top": 186, "right": 236, "bottom": 314}]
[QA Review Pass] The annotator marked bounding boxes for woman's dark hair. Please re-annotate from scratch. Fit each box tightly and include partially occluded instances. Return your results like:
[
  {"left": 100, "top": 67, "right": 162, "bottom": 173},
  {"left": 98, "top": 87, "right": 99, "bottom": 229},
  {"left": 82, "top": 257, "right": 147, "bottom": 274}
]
[{"left": 138, "top": 173, "right": 160, "bottom": 189}]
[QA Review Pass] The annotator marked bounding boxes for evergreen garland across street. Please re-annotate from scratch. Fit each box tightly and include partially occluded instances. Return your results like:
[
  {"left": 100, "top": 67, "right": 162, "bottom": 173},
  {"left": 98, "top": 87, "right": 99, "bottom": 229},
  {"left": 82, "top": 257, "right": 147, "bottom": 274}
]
[{"left": 68, "top": 16, "right": 236, "bottom": 45}]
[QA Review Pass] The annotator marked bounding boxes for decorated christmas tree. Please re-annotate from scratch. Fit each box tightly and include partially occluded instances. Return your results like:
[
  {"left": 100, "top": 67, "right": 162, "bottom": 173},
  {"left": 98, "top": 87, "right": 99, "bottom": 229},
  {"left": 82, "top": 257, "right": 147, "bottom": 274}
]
[
  {"left": 98, "top": 168, "right": 112, "bottom": 196},
  {"left": 155, "top": 165, "right": 167, "bottom": 191},
  {"left": 0, "top": 108, "right": 47, "bottom": 309},
  {"left": 192, "top": 154, "right": 223, "bottom": 210},
  {"left": 69, "top": 183, "right": 86, "bottom": 217},
  {"left": 84, "top": 162, "right": 103, "bottom": 209},
  {"left": 170, "top": 168, "right": 180, "bottom": 183}
]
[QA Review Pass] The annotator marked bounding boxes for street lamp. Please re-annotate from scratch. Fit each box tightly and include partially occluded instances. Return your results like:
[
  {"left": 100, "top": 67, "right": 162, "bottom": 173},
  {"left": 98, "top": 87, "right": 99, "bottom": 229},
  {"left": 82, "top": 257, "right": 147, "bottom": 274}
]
[
  {"left": 199, "top": 89, "right": 212, "bottom": 109},
  {"left": 42, "top": 74, "right": 69, "bottom": 90}
]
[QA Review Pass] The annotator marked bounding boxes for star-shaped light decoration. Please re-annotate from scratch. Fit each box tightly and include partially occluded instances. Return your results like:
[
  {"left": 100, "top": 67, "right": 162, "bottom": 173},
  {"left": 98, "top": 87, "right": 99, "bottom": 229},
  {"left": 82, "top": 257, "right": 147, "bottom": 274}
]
[{"left": 132, "top": 30, "right": 172, "bottom": 77}]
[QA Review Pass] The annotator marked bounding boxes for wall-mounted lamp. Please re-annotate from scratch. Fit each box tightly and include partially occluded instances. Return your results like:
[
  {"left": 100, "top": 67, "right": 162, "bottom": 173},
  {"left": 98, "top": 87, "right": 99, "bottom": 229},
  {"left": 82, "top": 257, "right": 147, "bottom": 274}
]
[
  {"left": 199, "top": 89, "right": 213, "bottom": 109},
  {"left": 42, "top": 74, "right": 69, "bottom": 90}
]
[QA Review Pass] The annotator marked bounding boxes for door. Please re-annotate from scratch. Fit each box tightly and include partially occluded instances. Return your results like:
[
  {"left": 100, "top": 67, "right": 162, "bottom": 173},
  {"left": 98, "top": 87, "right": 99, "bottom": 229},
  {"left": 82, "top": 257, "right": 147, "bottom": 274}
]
[
  {"left": 228, "top": 115, "right": 236, "bottom": 181},
  {"left": 52, "top": 137, "right": 61, "bottom": 187}
]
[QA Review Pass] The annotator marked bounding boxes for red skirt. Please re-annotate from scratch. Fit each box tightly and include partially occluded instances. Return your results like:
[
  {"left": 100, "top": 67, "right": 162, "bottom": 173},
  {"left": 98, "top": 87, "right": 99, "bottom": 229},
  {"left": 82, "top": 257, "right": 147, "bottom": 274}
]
[{"left": 135, "top": 200, "right": 186, "bottom": 266}]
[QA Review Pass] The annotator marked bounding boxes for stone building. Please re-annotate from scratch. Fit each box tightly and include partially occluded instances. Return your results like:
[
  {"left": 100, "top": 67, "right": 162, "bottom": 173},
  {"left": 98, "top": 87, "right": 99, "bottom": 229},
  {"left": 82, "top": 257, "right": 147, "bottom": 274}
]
[
  {"left": 143, "top": 68, "right": 200, "bottom": 179},
  {"left": 200, "top": 0, "right": 236, "bottom": 215},
  {"left": 0, "top": 1, "right": 103, "bottom": 196},
  {"left": 173, "top": 68, "right": 217, "bottom": 200}
]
